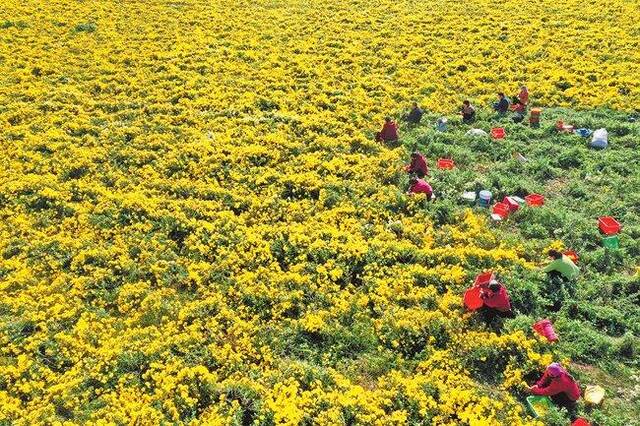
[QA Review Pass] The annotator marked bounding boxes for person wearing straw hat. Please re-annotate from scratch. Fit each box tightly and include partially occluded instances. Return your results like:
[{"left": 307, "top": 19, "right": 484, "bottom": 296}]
[{"left": 528, "top": 363, "right": 581, "bottom": 420}]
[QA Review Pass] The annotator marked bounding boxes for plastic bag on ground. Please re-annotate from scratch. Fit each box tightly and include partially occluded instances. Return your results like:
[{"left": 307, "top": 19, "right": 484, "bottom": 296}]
[
  {"left": 466, "top": 128, "right": 488, "bottom": 137},
  {"left": 584, "top": 385, "right": 605, "bottom": 405}
]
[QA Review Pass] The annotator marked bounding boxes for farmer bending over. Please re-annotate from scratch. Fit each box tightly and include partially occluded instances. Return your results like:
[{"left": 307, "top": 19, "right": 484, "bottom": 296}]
[
  {"left": 478, "top": 279, "right": 514, "bottom": 324},
  {"left": 544, "top": 249, "right": 579, "bottom": 282},
  {"left": 528, "top": 363, "right": 581, "bottom": 420},
  {"left": 404, "top": 151, "right": 428, "bottom": 178},
  {"left": 543, "top": 249, "right": 580, "bottom": 310},
  {"left": 376, "top": 117, "right": 399, "bottom": 143},
  {"left": 405, "top": 102, "right": 424, "bottom": 124},
  {"left": 511, "top": 101, "right": 526, "bottom": 123},
  {"left": 408, "top": 177, "right": 433, "bottom": 199}
]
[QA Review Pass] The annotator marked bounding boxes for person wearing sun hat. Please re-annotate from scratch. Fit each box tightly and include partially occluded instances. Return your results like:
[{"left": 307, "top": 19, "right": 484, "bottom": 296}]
[{"left": 528, "top": 362, "right": 581, "bottom": 420}]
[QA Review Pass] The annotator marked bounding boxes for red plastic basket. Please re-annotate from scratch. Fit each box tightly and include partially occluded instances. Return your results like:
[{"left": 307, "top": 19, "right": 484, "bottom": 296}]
[
  {"left": 437, "top": 158, "right": 455, "bottom": 170},
  {"left": 525, "top": 194, "right": 544, "bottom": 207},
  {"left": 598, "top": 216, "right": 621, "bottom": 235},
  {"left": 491, "top": 127, "right": 506, "bottom": 139},
  {"left": 492, "top": 202, "right": 510, "bottom": 218},
  {"left": 474, "top": 271, "right": 495, "bottom": 287},
  {"left": 503, "top": 196, "right": 520, "bottom": 212}
]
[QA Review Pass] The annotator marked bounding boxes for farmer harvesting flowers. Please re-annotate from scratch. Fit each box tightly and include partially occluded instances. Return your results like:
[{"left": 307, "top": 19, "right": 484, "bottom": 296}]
[
  {"left": 478, "top": 279, "right": 514, "bottom": 324},
  {"left": 543, "top": 249, "right": 580, "bottom": 310},
  {"left": 493, "top": 92, "right": 511, "bottom": 114},
  {"left": 404, "top": 151, "right": 428, "bottom": 178},
  {"left": 405, "top": 102, "right": 424, "bottom": 124},
  {"left": 517, "top": 85, "right": 529, "bottom": 106},
  {"left": 543, "top": 249, "right": 580, "bottom": 282},
  {"left": 460, "top": 100, "right": 476, "bottom": 123},
  {"left": 528, "top": 363, "right": 581, "bottom": 420},
  {"left": 408, "top": 177, "right": 433, "bottom": 198},
  {"left": 376, "top": 116, "right": 399, "bottom": 143}
]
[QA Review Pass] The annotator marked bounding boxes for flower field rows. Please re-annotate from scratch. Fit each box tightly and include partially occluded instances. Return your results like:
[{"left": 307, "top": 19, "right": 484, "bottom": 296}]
[{"left": 0, "top": 0, "right": 638, "bottom": 424}]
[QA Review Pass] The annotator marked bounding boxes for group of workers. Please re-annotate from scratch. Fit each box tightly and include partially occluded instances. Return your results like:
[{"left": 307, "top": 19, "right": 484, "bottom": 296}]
[
  {"left": 376, "top": 86, "right": 531, "bottom": 196},
  {"left": 469, "top": 243, "right": 583, "bottom": 419},
  {"left": 375, "top": 88, "right": 586, "bottom": 421},
  {"left": 375, "top": 86, "right": 530, "bottom": 144}
]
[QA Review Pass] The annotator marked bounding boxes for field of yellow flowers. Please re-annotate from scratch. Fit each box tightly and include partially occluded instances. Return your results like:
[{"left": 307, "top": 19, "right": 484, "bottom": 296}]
[{"left": 0, "top": 0, "right": 638, "bottom": 424}]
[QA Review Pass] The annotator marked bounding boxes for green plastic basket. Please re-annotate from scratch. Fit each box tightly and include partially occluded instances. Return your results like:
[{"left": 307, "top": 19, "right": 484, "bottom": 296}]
[
  {"left": 526, "top": 395, "right": 552, "bottom": 418},
  {"left": 602, "top": 235, "right": 619, "bottom": 249}
]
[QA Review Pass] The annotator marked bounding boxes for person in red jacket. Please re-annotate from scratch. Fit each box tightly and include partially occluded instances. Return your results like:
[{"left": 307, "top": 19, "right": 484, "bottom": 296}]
[
  {"left": 517, "top": 85, "right": 529, "bottom": 106},
  {"left": 478, "top": 279, "right": 513, "bottom": 324},
  {"left": 408, "top": 177, "right": 433, "bottom": 199},
  {"left": 376, "top": 117, "right": 399, "bottom": 143},
  {"left": 404, "top": 151, "right": 428, "bottom": 178},
  {"left": 528, "top": 362, "right": 581, "bottom": 420}
]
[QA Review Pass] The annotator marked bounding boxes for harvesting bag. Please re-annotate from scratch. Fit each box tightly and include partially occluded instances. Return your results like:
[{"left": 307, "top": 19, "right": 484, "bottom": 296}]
[
  {"left": 463, "top": 286, "right": 483, "bottom": 310},
  {"left": 590, "top": 128, "right": 608, "bottom": 149}
]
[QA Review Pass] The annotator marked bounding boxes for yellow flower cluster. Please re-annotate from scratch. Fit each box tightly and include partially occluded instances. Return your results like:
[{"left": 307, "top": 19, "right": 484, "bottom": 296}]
[{"left": 0, "top": 0, "right": 633, "bottom": 424}]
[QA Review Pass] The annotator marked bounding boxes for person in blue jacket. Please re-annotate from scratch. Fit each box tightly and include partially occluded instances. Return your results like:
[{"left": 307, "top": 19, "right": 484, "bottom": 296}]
[
  {"left": 493, "top": 92, "right": 510, "bottom": 114},
  {"left": 405, "top": 102, "right": 424, "bottom": 124}
]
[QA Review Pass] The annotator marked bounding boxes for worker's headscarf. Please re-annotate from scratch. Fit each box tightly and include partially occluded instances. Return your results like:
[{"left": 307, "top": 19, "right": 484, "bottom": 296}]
[{"left": 546, "top": 362, "right": 565, "bottom": 377}]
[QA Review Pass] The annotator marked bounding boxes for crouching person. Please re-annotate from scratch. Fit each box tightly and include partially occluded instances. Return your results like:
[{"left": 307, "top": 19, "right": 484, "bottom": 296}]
[
  {"left": 528, "top": 363, "right": 581, "bottom": 421},
  {"left": 478, "top": 279, "right": 514, "bottom": 325}
]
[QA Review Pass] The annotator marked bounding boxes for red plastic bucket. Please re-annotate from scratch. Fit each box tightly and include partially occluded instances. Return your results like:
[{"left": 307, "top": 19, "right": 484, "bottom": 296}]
[
  {"left": 598, "top": 216, "right": 621, "bottom": 235},
  {"left": 525, "top": 194, "right": 544, "bottom": 206},
  {"left": 571, "top": 419, "right": 591, "bottom": 426},
  {"left": 533, "top": 319, "right": 558, "bottom": 342},
  {"left": 503, "top": 196, "right": 520, "bottom": 212},
  {"left": 463, "top": 286, "right": 484, "bottom": 310}
]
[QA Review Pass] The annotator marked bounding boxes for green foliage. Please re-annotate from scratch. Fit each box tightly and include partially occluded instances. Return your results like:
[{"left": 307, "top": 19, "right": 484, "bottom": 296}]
[{"left": 73, "top": 22, "right": 97, "bottom": 33}]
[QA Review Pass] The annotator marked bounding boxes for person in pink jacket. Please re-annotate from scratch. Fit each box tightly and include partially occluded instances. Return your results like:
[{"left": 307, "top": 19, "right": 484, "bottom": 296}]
[
  {"left": 408, "top": 177, "right": 433, "bottom": 199},
  {"left": 478, "top": 280, "right": 514, "bottom": 325},
  {"left": 528, "top": 363, "right": 581, "bottom": 420}
]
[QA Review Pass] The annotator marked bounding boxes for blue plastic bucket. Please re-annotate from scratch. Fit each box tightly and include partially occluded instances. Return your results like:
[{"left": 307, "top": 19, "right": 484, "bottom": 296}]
[{"left": 478, "top": 190, "right": 492, "bottom": 207}]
